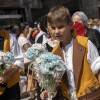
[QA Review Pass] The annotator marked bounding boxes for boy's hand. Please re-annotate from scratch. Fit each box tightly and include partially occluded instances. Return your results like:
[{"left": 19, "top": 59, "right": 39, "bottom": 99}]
[
  {"left": 72, "top": 21, "right": 86, "bottom": 36},
  {"left": 0, "top": 76, "right": 7, "bottom": 84},
  {"left": 40, "top": 90, "right": 48, "bottom": 100}
]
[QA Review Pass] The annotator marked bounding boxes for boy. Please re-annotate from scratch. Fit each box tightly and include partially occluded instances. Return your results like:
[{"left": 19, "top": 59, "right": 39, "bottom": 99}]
[{"left": 40, "top": 5, "right": 100, "bottom": 100}]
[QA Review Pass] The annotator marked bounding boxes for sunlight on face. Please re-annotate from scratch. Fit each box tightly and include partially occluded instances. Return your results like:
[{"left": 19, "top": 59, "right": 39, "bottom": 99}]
[{"left": 47, "top": 21, "right": 72, "bottom": 45}]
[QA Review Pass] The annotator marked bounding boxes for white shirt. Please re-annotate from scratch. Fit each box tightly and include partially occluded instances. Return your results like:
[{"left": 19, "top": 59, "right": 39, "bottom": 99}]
[
  {"left": 18, "top": 36, "right": 31, "bottom": 53},
  {"left": 35, "top": 30, "right": 45, "bottom": 43},
  {"left": 18, "top": 36, "right": 31, "bottom": 63},
  {"left": 10, "top": 33, "right": 24, "bottom": 68},
  {"left": 10, "top": 33, "right": 20, "bottom": 57},
  {"left": 35, "top": 30, "right": 48, "bottom": 44},
  {"left": 62, "top": 39, "right": 100, "bottom": 94}
]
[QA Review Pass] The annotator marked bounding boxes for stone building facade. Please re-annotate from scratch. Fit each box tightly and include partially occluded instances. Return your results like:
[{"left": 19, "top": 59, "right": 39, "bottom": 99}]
[
  {"left": 80, "top": 0, "right": 99, "bottom": 18},
  {"left": 0, "top": 0, "right": 99, "bottom": 26}
]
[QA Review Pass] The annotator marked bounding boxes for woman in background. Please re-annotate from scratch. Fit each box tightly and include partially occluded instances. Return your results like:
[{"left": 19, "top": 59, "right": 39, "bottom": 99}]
[
  {"left": 18, "top": 22, "right": 35, "bottom": 99},
  {"left": 72, "top": 11, "right": 100, "bottom": 55}
]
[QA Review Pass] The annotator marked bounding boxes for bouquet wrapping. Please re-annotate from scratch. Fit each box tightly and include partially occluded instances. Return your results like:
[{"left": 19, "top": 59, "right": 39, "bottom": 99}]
[{"left": 25, "top": 43, "right": 66, "bottom": 100}]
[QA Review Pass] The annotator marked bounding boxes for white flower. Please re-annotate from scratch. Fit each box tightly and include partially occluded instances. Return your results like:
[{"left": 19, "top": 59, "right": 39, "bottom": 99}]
[
  {"left": 32, "top": 43, "right": 46, "bottom": 51},
  {"left": 25, "top": 43, "right": 66, "bottom": 99},
  {"left": 0, "top": 51, "right": 15, "bottom": 76},
  {"left": 47, "top": 40, "right": 59, "bottom": 48},
  {"left": 35, "top": 58, "right": 41, "bottom": 64}
]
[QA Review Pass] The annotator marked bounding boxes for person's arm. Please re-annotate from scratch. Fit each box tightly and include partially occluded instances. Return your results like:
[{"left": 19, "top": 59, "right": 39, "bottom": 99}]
[
  {"left": 0, "top": 65, "right": 19, "bottom": 84},
  {"left": 87, "top": 40, "right": 100, "bottom": 74},
  {"left": 18, "top": 37, "right": 31, "bottom": 51},
  {"left": 23, "top": 43, "right": 30, "bottom": 51},
  {"left": 14, "top": 56, "right": 24, "bottom": 68}
]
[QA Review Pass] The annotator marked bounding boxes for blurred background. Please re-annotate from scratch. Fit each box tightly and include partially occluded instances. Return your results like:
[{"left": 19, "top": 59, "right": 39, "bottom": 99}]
[{"left": 0, "top": 0, "right": 100, "bottom": 26}]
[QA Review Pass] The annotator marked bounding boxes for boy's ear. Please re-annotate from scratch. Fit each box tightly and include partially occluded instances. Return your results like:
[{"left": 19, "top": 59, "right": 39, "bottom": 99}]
[{"left": 68, "top": 21, "right": 73, "bottom": 29}]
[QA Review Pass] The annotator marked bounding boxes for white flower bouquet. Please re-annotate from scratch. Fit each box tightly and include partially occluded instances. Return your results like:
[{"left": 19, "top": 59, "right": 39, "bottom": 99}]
[
  {"left": 0, "top": 51, "right": 15, "bottom": 76},
  {"left": 25, "top": 43, "right": 66, "bottom": 100}
]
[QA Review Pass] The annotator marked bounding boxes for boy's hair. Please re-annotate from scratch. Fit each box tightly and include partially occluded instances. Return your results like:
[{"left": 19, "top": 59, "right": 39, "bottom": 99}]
[{"left": 47, "top": 5, "right": 72, "bottom": 25}]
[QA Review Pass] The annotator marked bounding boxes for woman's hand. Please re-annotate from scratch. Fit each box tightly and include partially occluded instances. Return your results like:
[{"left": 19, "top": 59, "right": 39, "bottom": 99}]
[{"left": 72, "top": 21, "right": 86, "bottom": 36}]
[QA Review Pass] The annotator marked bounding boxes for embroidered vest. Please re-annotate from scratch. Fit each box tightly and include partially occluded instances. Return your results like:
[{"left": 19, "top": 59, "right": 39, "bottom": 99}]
[{"left": 52, "top": 36, "right": 100, "bottom": 98}]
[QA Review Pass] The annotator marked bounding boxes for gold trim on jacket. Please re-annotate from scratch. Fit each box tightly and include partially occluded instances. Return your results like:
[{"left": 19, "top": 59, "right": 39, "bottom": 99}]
[{"left": 52, "top": 36, "right": 100, "bottom": 99}]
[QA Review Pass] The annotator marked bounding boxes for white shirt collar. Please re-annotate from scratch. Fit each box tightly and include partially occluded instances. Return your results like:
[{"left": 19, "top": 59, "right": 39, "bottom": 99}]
[{"left": 63, "top": 39, "right": 73, "bottom": 52}]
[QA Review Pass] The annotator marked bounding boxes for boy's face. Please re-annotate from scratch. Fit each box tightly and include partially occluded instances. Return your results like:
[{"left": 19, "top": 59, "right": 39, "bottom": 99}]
[{"left": 47, "top": 21, "right": 72, "bottom": 44}]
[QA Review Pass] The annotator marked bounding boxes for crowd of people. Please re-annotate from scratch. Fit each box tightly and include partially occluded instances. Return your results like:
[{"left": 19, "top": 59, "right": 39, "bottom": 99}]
[{"left": 0, "top": 5, "right": 100, "bottom": 100}]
